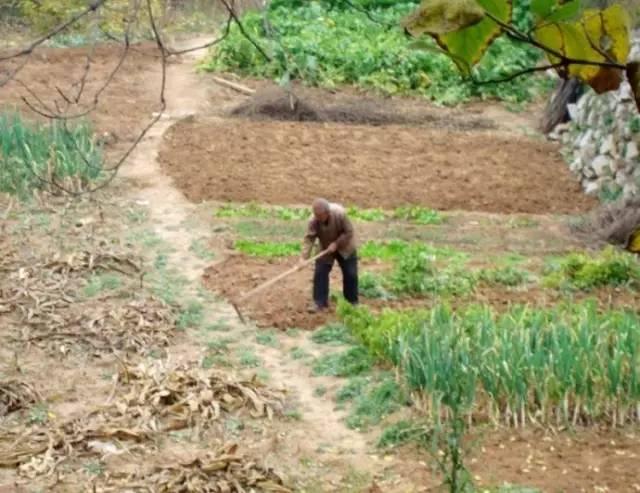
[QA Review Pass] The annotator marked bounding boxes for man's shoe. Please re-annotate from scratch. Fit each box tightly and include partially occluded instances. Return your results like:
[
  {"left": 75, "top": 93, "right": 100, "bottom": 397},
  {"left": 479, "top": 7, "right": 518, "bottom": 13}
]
[{"left": 307, "top": 304, "right": 327, "bottom": 314}]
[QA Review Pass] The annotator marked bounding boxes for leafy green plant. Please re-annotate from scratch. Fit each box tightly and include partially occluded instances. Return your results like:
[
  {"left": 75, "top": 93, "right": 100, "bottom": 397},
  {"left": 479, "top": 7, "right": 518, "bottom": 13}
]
[
  {"left": 189, "top": 238, "right": 215, "bottom": 261},
  {"left": 393, "top": 206, "right": 444, "bottom": 225},
  {"left": 311, "top": 323, "right": 355, "bottom": 345},
  {"left": 238, "top": 347, "right": 261, "bottom": 368},
  {"left": 312, "top": 346, "right": 373, "bottom": 377},
  {"left": 378, "top": 420, "right": 431, "bottom": 448},
  {"left": 478, "top": 265, "right": 531, "bottom": 287},
  {"left": 543, "top": 247, "right": 640, "bottom": 291},
  {"left": 0, "top": 112, "right": 102, "bottom": 198},
  {"left": 359, "top": 271, "right": 395, "bottom": 299},
  {"left": 345, "top": 377, "right": 408, "bottom": 430},
  {"left": 204, "top": 1, "right": 549, "bottom": 105}
]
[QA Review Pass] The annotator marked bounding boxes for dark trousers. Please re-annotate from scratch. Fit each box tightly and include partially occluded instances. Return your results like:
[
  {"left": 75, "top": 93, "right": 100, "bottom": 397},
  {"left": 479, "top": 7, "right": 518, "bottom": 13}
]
[{"left": 313, "top": 253, "right": 358, "bottom": 308}]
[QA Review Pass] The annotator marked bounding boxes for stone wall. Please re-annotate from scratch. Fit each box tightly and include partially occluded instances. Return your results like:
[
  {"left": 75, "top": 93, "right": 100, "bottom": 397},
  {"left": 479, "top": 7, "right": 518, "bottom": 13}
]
[{"left": 552, "top": 33, "right": 640, "bottom": 200}]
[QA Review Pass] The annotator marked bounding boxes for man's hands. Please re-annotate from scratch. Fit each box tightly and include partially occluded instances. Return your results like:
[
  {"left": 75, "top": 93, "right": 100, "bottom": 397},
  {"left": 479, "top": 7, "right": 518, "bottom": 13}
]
[{"left": 327, "top": 242, "right": 338, "bottom": 253}]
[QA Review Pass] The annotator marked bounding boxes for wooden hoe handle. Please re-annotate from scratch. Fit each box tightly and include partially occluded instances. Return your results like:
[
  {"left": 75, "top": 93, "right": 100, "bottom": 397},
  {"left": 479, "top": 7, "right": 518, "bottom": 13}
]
[{"left": 237, "top": 248, "right": 330, "bottom": 303}]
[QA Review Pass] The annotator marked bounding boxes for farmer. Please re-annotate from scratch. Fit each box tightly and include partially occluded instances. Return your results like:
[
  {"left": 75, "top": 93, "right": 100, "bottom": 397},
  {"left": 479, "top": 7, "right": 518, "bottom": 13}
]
[{"left": 302, "top": 198, "right": 358, "bottom": 313}]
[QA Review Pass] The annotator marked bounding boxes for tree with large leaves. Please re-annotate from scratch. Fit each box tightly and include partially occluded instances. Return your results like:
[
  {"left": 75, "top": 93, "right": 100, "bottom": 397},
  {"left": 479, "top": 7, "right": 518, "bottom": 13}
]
[{"left": 403, "top": 0, "right": 640, "bottom": 111}]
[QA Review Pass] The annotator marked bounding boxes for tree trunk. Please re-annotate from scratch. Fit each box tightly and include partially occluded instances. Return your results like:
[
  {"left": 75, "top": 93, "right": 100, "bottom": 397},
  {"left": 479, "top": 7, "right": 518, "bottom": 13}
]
[{"left": 540, "top": 78, "right": 584, "bottom": 134}]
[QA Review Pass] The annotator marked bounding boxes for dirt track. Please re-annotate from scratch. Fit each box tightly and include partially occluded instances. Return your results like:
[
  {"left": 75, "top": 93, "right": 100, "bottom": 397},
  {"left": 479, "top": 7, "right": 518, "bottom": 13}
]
[{"left": 159, "top": 117, "right": 597, "bottom": 214}]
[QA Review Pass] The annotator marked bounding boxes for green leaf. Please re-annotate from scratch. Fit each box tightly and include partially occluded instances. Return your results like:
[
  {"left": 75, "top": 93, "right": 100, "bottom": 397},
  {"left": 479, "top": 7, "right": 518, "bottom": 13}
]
[
  {"left": 402, "top": 0, "right": 485, "bottom": 36},
  {"left": 544, "top": 0, "right": 581, "bottom": 24},
  {"left": 533, "top": 4, "right": 630, "bottom": 94},
  {"left": 434, "top": 0, "right": 512, "bottom": 75},
  {"left": 531, "top": 0, "right": 554, "bottom": 20}
]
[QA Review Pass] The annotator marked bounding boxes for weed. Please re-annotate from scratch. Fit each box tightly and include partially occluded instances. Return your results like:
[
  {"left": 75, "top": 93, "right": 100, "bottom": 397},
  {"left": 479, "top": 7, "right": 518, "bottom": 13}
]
[
  {"left": 189, "top": 238, "right": 215, "bottom": 261},
  {"left": 311, "top": 323, "right": 354, "bottom": 345},
  {"left": 507, "top": 216, "right": 539, "bottom": 228},
  {"left": 284, "top": 409, "right": 303, "bottom": 420},
  {"left": 256, "top": 330, "right": 279, "bottom": 347},
  {"left": 154, "top": 252, "right": 169, "bottom": 270},
  {"left": 235, "top": 239, "right": 301, "bottom": 257},
  {"left": 346, "top": 377, "right": 407, "bottom": 430},
  {"left": 207, "top": 337, "right": 233, "bottom": 353},
  {"left": 359, "top": 271, "right": 395, "bottom": 299},
  {"left": 177, "top": 300, "right": 205, "bottom": 330},
  {"left": 28, "top": 403, "right": 49, "bottom": 425},
  {"left": 378, "top": 420, "right": 431, "bottom": 449},
  {"left": 256, "top": 369, "right": 271, "bottom": 382},
  {"left": 202, "top": 354, "right": 232, "bottom": 368},
  {"left": 286, "top": 328, "right": 302, "bottom": 337},
  {"left": 336, "top": 377, "right": 369, "bottom": 404},
  {"left": 290, "top": 346, "right": 310, "bottom": 360},
  {"left": 83, "top": 273, "right": 122, "bottom": 298},
  {"left": 312, "top": 346, "right": 373, "bottom": 377},
  {"left": 205, "top": 320, "right": 230, "bottom": 332},
  {"left": 314, "top": 385, "right": 327, "bottom": 397},
  {"left": 238, "top": 348, "right": 261, "bottom": 368},
  {"left": 478, "top": 266, "right": 531, "bottom": 287},
  {"left": 234, "top": 220, "right": 302, "bottom": 239},
  {"left": 393, "top": 206, "right": 444, "bottom": 225},
  {"left": 543, "top": 246, "right": 640, "bottom": 291},
  {"left": 126, "top": 207, "right": 148, "bottom": 224},
  {"left": 224, "top": 417, "right": 245, "bottom": 434},
  {"left": 83, "top": 461, "right": 105, "bottom": 476}
]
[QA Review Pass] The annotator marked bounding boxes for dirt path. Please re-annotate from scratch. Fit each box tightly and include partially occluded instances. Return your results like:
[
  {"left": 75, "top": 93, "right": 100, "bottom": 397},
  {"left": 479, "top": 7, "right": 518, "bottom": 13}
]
[{"left": 118, "top": 38, "right": 386, "bottom": 489}]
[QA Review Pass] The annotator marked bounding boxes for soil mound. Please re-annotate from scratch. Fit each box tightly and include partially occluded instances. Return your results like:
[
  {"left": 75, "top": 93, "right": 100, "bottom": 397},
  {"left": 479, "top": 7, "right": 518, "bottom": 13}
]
[{"left": 229, "top": 87, "right": 495, "bottom": 130}]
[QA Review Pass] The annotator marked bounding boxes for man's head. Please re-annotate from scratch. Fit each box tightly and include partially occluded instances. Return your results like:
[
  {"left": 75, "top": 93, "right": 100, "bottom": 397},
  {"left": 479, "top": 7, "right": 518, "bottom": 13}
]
[{"left": 312, "top": 198, "right": 330, "bottom": 223}]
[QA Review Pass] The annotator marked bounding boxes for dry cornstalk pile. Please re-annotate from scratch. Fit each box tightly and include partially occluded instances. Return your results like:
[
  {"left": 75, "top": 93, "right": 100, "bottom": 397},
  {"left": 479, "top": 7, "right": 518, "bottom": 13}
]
[
  {"left": 0, "top": 380, "right": 41, "bottom": 416},
  {"left": 0, "top": 248, "right": 176, "bottom": 356},
  {"left": 0, "top": 363, "right": 285, "bottom": 481},
  {"left": 94, "top": 444, "right": 291, "bottom": 492},
  {"left": 110, "top": 361, "right": 285, "bottom": 431}
]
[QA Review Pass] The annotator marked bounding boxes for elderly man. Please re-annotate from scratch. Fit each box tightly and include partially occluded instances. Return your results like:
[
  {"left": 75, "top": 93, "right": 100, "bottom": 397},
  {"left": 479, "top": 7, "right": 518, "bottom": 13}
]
[{"left": 302, "top": 198, "right": 358, "bottom": 313}]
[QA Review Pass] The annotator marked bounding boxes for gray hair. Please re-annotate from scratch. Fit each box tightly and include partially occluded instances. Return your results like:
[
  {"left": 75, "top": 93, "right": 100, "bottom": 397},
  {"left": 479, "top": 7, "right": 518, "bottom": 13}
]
[{"left": 312, "top": 198, "right": 330, "bottom": 212}]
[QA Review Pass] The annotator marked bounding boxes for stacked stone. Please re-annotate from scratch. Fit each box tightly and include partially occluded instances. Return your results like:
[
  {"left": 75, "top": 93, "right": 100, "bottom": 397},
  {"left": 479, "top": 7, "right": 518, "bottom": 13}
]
[{"left": 551, "top": 33, "right": 640, "bottom": 199}]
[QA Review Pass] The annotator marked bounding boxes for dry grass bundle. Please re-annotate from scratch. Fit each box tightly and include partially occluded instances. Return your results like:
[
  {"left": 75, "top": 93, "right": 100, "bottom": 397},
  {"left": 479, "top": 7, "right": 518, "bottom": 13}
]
[{"left": 0, "top": 380, "right": 41, "bottom": 416}]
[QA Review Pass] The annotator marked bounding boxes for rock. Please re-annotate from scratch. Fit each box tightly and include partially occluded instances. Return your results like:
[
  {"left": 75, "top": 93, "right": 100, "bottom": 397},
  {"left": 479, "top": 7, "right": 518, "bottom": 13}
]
[
  {"left": 569, "top": 157, "right": 583, "bottom": 173},
  {"left": 624, "top": 182, "right": 638, "bottom": 198},
  {"left": 567, "top": 103, "right": 579, "bottom": 121},
  {"left": 626, "top": 141, "right": 639, "bottom": 160},
  {"left": 580, "top": 142, "right": 597, "bottom": 162},
  {"left": 616, "top": 171, "right": 632, "bottom": 187},
  {"left": 600, "top": 134, "right": 616, "bottom": 156},
  {"left": 584, "top": 180, "right": 600, "bottom": 195},
  {"left": 592, "top": 155, "right": 612, "bottom": 176},
  {"left": 578, "top": 130, "right": 594, "bottom": 149}
]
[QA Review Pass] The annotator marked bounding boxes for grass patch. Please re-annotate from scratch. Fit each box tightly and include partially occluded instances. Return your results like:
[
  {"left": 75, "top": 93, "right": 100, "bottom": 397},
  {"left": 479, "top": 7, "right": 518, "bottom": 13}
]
[
  {"left": 189, "top": 238, "right": 215, "bottom": 261},
  {"left": 0, "top": 112, "right": 102, "bottom": 198},
  {"left": 83, "top": 273, "right": 122, "bottom": 298},
  {"left": 345, "top": 377, "right": 406, "bottom": 430},
  {"left": 238, "top": 348, "right": 261, "bottom": 368},
  {"left": 543, "top": 246, "right": 640, "bottom": 291},
  {"left": 312, "top": 346, "right": 373, "bottom": 377},
  {"left": 393, "top": 206, "right": 444, "bottom": 225},
  {"left": 359, "top": 271, "right": 395, "bottom": 300},
  {"left": 378, "top": 420, "right": 431, "bottom": 449},
  {"left": 177, "top": 300, "right": 205, "bottom": 330},
  {"left": 256, "top": 330, "right": 279, "bottom": 347},
  {"left": 234, "top": 220, "right": 302, "bottom": 239},
  {"left": 478, "top": 265, "right": 532, "bottom": 287},
  {"left": 234, "top": 239, "right": 301, "bottom": 257},
  {"left": 290, "top": 346, "right": 310, "bottom": 360},
  {"left": 314, "top": 385, "right": 327, "bottom": 397},
  {"left": 311, "top": 323, "right": 354, "bottom": 345}
]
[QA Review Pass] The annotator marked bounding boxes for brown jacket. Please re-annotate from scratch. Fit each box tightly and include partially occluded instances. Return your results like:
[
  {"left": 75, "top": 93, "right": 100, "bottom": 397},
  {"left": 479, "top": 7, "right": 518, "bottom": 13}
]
[{"left": 302, "top": 203, "right": 356, "bottom": 261}]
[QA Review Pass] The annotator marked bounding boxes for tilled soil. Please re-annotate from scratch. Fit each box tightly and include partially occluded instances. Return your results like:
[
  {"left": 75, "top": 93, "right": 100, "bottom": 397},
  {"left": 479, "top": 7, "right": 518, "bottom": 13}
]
[
  {"left": 202, "top": 254, "right": 639, "bottom": 330},
  {"left": 159, "top": 117, "right": 597, "bottom": 214}
]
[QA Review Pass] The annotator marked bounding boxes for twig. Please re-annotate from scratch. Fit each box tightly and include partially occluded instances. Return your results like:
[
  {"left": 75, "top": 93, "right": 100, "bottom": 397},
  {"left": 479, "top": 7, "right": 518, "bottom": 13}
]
[{"left": 210, "top": 75, "right": 255, "bottom": 95}]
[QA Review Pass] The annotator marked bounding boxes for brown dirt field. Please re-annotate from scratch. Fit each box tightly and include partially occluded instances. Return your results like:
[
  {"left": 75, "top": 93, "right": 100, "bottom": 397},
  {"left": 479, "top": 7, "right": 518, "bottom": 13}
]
[
  {"left": 0, "top": 43, "right": 163, "bottom": 148},
  {"left": 202, "top": 254, "right": 639, "bottom": 330},
  {"left": 159, "top": 117, "right": 597, "bottom": 214}
]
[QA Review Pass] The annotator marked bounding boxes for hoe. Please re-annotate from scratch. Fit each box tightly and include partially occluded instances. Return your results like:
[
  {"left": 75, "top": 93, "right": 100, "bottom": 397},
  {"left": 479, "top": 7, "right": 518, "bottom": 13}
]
[{"left": 231, "top": 248, "right": 330, "bottom": 324}]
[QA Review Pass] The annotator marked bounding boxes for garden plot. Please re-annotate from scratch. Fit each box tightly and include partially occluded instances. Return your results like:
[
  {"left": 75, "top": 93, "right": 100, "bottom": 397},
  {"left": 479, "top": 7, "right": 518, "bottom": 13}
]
[
  {"left": 159, "top": 114, "right": 596, "bottom": 214},
  {"left": 203, "top": 203, "right": 640, "bottom": 330}
]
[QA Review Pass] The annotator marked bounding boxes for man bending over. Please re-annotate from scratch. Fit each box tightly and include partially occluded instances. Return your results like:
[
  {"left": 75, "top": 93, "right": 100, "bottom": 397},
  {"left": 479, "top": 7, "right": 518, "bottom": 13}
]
[{"left": 302, "top": 198, "right": 359, "bottom": 313}]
